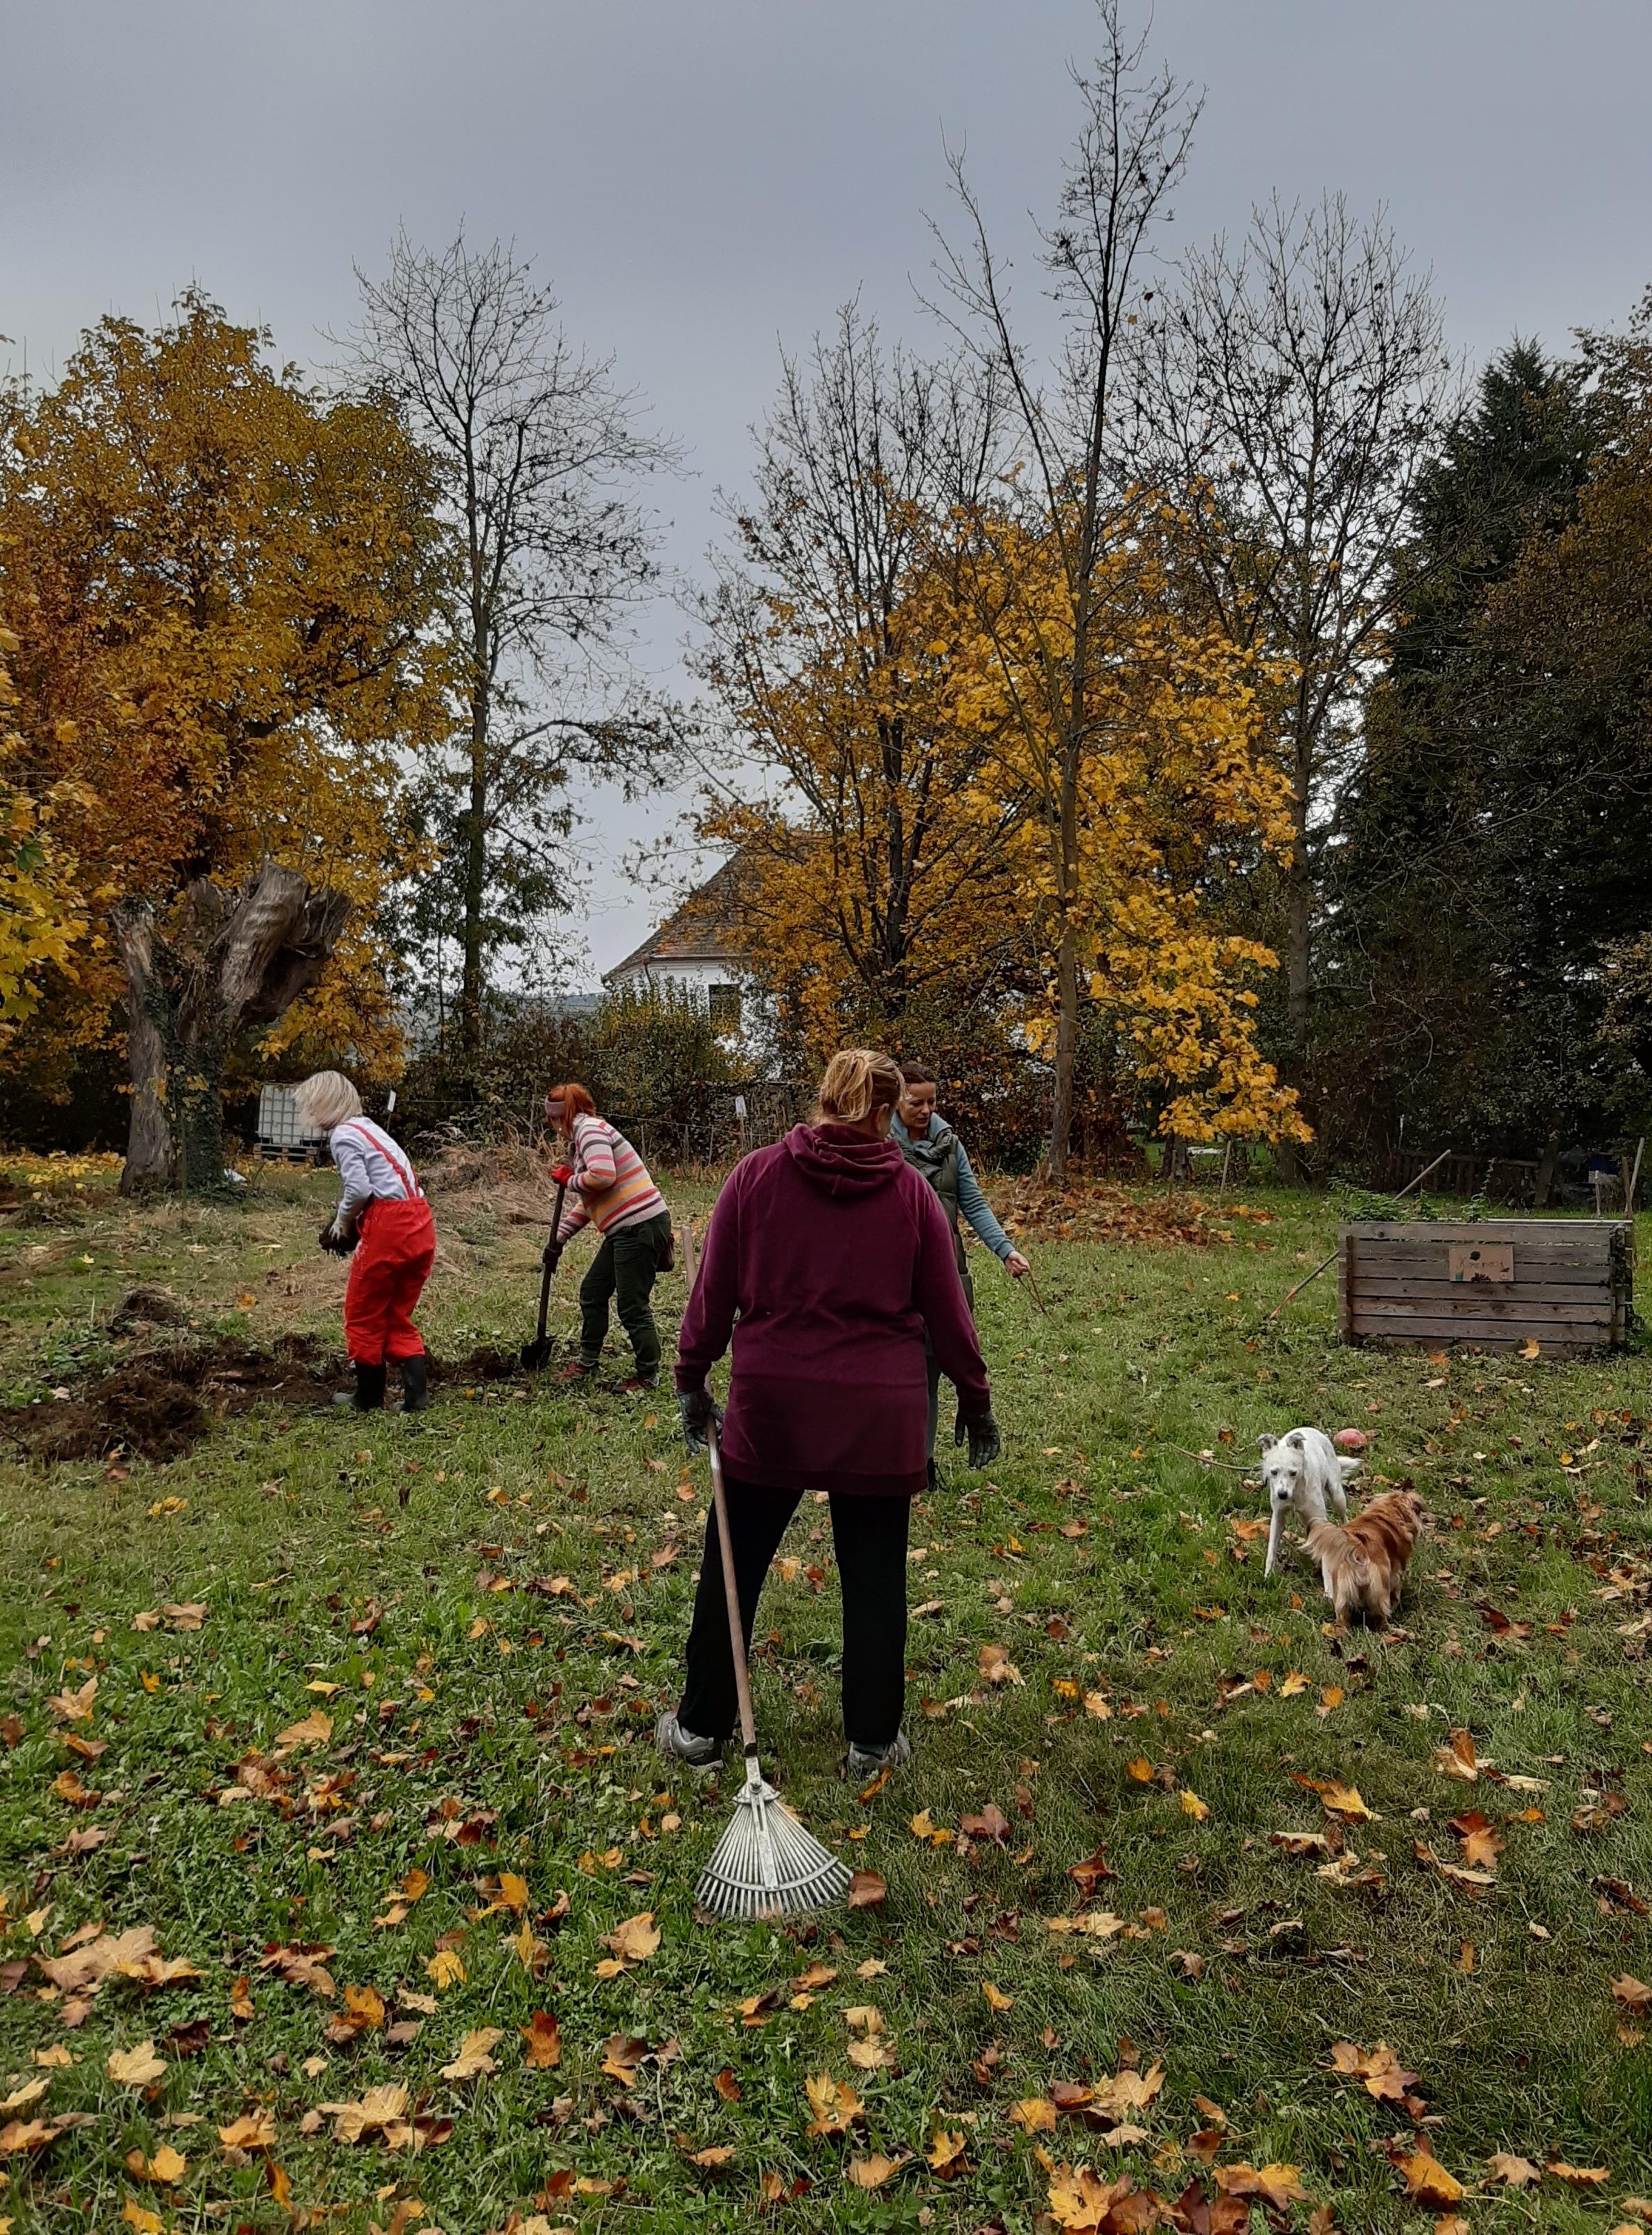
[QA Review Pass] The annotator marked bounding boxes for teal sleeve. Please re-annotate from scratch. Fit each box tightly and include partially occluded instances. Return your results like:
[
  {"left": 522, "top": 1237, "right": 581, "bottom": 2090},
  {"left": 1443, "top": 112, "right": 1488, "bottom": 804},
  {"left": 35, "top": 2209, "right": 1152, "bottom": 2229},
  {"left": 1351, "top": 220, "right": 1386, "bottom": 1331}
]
[{"left": 954, "top": 1141, "right": 1013, "bottom": 1260}]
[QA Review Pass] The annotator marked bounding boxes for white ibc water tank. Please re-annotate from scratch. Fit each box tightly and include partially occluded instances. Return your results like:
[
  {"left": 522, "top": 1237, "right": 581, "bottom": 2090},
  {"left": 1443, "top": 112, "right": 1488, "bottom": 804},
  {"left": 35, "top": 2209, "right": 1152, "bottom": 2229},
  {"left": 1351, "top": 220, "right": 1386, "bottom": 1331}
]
[{"left": 257, "top": 1085, "right": 324, "bottom": 1151}]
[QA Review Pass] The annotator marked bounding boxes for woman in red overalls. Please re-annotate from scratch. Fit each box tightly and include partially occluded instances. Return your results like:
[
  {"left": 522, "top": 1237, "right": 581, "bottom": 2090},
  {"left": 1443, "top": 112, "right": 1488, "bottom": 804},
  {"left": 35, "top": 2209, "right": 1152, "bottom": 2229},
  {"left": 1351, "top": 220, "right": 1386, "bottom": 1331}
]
[{"left": 296, "top": 1072, "right": 437, "bottom": 1413}]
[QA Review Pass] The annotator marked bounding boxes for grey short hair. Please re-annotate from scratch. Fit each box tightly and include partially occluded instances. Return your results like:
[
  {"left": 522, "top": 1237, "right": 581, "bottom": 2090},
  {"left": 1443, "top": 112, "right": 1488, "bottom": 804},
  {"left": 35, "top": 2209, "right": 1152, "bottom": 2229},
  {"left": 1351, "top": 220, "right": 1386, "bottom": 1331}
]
[{"left": 296, "top": 1070, "right": 363, "bottom": 1131}]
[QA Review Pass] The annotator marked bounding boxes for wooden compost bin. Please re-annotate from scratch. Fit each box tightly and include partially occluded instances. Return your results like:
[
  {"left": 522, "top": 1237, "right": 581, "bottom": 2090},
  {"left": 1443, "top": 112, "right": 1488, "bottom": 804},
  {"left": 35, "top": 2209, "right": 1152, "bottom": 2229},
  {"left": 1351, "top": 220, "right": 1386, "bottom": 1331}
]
[{"left": 1338, "top": 1219, "right": 1635, "bottom": 1352}]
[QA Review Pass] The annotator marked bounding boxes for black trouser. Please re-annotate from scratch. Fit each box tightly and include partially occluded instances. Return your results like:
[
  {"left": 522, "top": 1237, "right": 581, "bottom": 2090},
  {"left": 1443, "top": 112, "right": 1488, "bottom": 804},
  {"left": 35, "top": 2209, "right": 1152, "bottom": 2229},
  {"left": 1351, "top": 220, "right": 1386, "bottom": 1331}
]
[
  {"left": 677, "top": 1475, "right": 910, "bottom": 1751},
  {"left": 578, "top": 1209, "right": 673, "bottom": 1376}
]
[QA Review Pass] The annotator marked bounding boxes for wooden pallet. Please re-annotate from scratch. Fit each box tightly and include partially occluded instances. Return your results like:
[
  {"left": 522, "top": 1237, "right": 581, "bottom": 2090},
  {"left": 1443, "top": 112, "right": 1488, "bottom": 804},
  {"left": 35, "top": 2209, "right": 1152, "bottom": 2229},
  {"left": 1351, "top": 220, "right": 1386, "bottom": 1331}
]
[{"left": 1338, "top": 1219, "right": 1634, "bottom": 1352}]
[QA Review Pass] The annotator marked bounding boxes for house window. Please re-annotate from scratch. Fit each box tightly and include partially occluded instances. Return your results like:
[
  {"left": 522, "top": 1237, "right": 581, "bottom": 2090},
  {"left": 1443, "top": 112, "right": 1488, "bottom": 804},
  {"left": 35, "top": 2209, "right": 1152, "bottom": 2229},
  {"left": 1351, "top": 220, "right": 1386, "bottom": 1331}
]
[{"left": 709, "top": 982, "right": 742, "bottom": 1030}]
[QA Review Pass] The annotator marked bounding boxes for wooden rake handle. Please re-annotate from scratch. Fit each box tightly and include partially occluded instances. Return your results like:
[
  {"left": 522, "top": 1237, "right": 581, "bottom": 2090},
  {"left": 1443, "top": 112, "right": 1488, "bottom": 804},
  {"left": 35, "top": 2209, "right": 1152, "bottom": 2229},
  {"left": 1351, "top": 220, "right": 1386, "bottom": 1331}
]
[
  {"left": 534, "top": 1179, "right": 568, "bottom": 1342},
  {"left": 680, "top": 1220, "right": 760, "bottom": 1759}
]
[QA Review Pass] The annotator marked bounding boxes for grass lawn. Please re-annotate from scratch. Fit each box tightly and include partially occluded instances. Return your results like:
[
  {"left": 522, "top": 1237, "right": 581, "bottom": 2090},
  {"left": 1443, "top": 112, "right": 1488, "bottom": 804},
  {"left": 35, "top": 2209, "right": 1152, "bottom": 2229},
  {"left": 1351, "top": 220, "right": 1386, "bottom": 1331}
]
[{"left": 0, "top": 1151, "right": 1648, "bottom": 2234}]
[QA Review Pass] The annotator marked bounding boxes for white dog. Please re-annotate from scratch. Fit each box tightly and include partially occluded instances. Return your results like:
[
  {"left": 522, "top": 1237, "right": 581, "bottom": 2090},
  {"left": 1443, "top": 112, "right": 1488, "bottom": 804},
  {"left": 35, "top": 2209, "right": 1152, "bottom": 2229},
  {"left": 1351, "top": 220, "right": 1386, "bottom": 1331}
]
[{"left": 1258, "top": 1428, "right": 1360, "bottom": 1578}]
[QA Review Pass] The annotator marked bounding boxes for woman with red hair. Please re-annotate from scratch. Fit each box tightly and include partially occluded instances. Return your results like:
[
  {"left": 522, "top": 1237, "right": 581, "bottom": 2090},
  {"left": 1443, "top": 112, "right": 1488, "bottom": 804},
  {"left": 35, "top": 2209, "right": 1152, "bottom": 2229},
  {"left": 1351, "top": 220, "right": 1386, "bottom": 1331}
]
[{"left": 543, "top": 1084, "right": 673, "bottom": 1390}]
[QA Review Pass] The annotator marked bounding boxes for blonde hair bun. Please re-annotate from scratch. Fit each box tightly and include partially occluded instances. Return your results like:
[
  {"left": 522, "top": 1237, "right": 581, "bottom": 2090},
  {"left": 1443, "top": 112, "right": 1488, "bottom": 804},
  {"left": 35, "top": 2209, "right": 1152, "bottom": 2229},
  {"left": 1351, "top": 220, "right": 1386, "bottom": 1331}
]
[{"left": 815, "top": 1048, "right": 903, "bottom": 1126}]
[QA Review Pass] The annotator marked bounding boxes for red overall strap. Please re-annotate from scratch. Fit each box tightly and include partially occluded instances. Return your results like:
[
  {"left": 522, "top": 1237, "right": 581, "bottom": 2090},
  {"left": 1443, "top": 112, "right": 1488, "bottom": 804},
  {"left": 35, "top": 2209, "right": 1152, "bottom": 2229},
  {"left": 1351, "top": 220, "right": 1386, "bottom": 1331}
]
[{"left": 339, "top": 1122, "right": 421, "bottom": 1201}]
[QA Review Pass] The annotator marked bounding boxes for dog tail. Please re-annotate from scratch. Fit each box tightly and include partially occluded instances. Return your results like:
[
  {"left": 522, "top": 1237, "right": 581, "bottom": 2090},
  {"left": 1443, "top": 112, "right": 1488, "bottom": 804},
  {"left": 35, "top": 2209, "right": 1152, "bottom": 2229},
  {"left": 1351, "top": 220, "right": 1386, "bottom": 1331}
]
[{"left": 1304, "top": 1518, "right": 1377, "bottom": 1620}]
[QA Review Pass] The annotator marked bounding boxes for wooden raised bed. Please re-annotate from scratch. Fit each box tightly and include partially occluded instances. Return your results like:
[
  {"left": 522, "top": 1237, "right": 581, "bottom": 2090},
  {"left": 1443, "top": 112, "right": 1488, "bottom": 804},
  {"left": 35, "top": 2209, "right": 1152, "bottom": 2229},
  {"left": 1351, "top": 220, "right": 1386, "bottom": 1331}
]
[{"left": 1338, "top": 1219, "right": 1635, "bottom": 1352}]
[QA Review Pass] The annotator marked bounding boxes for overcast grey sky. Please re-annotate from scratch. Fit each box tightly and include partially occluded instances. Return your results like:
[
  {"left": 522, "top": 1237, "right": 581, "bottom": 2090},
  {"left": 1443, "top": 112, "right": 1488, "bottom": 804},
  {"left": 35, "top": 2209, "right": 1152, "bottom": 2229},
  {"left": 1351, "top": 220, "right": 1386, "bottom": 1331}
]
[{"left": 6, "top": 1, "right": 1650, "bottom": 981}]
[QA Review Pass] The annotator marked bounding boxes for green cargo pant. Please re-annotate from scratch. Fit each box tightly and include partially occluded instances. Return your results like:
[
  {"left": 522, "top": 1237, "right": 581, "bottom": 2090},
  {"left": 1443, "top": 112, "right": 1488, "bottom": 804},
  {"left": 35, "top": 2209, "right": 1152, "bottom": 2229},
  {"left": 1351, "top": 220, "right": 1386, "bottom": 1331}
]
[{"left": 578, "top": 1209, "right": 673, "bottom": 1379}]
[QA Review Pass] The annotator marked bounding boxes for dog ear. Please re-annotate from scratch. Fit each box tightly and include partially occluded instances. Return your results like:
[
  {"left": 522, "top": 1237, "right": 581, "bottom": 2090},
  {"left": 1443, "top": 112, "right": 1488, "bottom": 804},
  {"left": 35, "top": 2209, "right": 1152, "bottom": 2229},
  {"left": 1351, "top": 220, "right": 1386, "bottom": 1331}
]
[
  {"left": 1285, "top": 1431, "right": 1304, "bottom": 1449},
  {"left": 1257, "top": 1433, "right": 1277, "bottom": 1453},
  {"left": 1338, "top": 1457, "right": 1362, "bottom": 1481}
]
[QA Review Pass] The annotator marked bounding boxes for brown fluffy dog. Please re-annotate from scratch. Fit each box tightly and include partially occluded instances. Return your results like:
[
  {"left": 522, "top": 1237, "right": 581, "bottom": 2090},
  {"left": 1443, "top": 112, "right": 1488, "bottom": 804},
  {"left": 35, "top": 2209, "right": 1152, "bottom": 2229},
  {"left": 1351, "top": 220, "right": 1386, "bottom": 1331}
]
[{"left": 1304, "top": 1491, "right": 1426, "bottom": 1626}]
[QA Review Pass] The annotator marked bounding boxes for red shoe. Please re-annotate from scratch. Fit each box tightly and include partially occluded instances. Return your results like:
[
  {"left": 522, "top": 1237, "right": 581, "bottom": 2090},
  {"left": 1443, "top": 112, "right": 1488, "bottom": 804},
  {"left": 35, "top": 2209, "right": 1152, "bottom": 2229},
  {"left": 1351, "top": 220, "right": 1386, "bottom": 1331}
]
[
  {"left": 557, "top": 1360, "right": 595, "bottom": 1382},
  {"left": 612, "top": 1375, "right": 659, "bottom": 1395}
]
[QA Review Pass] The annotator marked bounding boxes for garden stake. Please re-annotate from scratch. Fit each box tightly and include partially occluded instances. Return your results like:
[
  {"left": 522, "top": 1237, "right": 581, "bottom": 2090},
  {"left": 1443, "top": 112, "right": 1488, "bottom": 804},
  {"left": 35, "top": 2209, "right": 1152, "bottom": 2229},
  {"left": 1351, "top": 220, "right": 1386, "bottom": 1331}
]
[
  {"left": 1254, "top": 1147, "right": 1452, "bottom": 1334},
  {"left": 681, "top": 1221, "right": 853, "bottom": 1923},
  {"left": 519, "top": 1178, "right": 567, "bottom": 1370},
  {"left": 1020, "top": 1262, "right": 1050, "bottom": 1317}
]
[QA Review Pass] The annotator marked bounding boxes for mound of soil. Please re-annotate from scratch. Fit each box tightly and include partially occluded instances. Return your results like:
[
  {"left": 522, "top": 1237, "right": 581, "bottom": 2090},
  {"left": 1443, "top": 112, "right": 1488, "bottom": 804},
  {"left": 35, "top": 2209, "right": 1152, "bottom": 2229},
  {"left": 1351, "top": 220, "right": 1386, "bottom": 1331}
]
[
  {"left": 107, "top": 1284, "right": 192, "bottom": 1335},
  {"left": 21, "top": 1333, "right": 340, "bottom": 1465},
  {"left": 15, "top": 1332, "right": 540, "bottom": 1465}
]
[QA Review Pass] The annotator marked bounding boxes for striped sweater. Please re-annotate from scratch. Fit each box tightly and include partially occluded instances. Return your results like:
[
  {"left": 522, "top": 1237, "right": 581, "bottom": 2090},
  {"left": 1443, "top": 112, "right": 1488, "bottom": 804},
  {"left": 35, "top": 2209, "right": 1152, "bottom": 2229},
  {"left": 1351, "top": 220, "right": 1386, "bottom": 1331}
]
[{"left": 556, "top": 1114, "right": 666, "bottom": 1243}]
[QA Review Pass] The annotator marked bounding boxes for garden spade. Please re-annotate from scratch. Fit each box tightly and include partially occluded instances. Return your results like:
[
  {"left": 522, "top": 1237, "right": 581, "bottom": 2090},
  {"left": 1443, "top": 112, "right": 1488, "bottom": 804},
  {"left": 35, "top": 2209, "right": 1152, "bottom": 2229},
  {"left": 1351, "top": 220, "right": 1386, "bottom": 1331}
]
[
  {"left": 681, "top": 1221, "right": 853, "bottom": 1922},
  {"left": 519, "top": 1178, "right": 567, "bottom": 1371}
]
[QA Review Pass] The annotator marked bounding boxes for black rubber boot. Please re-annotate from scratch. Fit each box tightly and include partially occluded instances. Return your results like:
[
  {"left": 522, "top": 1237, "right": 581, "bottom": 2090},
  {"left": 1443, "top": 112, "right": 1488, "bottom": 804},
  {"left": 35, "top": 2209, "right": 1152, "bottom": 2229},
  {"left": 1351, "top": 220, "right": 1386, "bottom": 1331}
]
[
  {"left": 339, "top": 1361, "right": 385, "bottom": 1411},
  {"left": 399, "top": 1355, "right": 430, "bottom": 1413}
]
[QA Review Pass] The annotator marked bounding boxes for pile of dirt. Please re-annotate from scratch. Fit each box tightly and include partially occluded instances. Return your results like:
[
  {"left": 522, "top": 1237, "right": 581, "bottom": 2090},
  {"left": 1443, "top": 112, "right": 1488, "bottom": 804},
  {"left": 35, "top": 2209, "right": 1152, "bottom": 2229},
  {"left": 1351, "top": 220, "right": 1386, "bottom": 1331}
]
[
  {"left": 19, "top": 1333, "right": 341, "bottom": 1465},
  {"left": 989, "top": 1177, "right": 1237, "bottom": 1249},
  {"left": 13, "top": 1328, "right": 542, "bottom": 1465},
  {"left": 107, "top": 1285, "right": 192, "bottom": 1335}
]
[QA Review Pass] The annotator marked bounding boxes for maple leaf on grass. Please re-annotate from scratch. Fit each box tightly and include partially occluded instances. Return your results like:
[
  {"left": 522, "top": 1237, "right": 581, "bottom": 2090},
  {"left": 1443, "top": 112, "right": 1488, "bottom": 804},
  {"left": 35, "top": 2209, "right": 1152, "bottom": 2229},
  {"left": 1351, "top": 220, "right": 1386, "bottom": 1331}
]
[
  {"left": 1047, "top": 2162, "right": 1133, "bottom": 2232},
  {"left": 1612, "top": 1975, "right": 1651, "bottom": 2012},
  {"left": 1398, "top": 2150, "right": 1463, "bottom": 2208},
  {"left": 1329, "top": 2041, "right": 1421, "bottom": 2101},
  {"left": 690, "top": 2144, "right": 736, "bottom": 2168},
  {"left": 601, "top": 2033, "right": 648, "bottom": 2082},
  {"left": 982, "top": 1981, "right": 1013, "bottom": 2012},
  {"left": 847, "top": 1870, "right": 886, "bottom": 1909},
  {"left": 1432, "top": 1728, "right": 1479, "bottom": 1781},
  {"left": 45, "top": 1677, "right": 96, "bottom": 1724},
  {"left": 803, "top": 2073, "right": 862, "bottom": 2137},
  {"left": 441, "top": 2026, "right": 503, "bottom": 2081},
  {"left": 217, "top": 2109, "right": 276, "bottom": 2149},
  {"left": 928, "top": 2128, "right": 968, "bottom": 2177},
  {"left": 1011, "top": 2097, "right": 1058, "bottom": 2132},
  {"left": 598, "top": 1911, "right": 659, "bottom": 1965},
  {"left": 127, "top": 2141, "right": 188, "bottom": 2182},
  {"left": 274, "top": 1711, "right": 332, "bottom": 1750},
  {"left": 520, "top": 2011, "right": 561, "bottom": 2069},
  {"left": 1486, "top": 2152, "right": 1540, "bottom": 2187},
  {"left": 107, "top": 2040, "right": 166, "bottom": 2088},
  {"left": 846, "top": 2153, "right": 909, "bottom": 2188},
  {"left": 1548, "top": 2160, "right": 1609, "bottom": 2187},
  {"left": 713, "top": 2066, "right": 740, "bottom": 2102},
  {"left": 321, "top": 2083, "right": 407, "bottom": 2144}
]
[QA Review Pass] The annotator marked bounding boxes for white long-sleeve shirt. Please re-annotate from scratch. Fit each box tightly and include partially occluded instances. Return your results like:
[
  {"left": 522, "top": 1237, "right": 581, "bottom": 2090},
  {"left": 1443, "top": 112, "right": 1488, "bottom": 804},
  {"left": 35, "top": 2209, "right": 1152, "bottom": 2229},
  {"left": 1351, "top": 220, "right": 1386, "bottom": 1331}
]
[{"left": 329, "top": 1119, "right": 421, "bottom": 1221}]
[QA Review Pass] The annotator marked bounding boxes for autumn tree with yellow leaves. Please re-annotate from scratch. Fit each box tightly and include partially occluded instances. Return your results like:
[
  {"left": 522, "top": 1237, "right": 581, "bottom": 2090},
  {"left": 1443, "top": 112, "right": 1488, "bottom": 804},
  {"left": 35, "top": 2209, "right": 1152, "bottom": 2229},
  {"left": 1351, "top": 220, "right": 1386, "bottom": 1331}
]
[
  {"left": 697, "top": 308, "right": 1025, "bottom": 1084},
  {"left": 0, "top": 626, "right": 87, "bottom": 1034},
  {"left": 0, "top": 291, "right": 448, "bottom": 1183},
  {"left": 939, "top": 498, "right": 1307, "bottom": 1149}
]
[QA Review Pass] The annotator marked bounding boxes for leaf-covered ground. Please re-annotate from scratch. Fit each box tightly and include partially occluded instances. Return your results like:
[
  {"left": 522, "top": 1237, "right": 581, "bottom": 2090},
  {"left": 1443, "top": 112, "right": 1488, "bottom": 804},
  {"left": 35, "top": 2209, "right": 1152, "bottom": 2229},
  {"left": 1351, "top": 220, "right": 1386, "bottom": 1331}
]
[{"left": 0, "top": 1158, "right": 1648, "bottom": 2234}]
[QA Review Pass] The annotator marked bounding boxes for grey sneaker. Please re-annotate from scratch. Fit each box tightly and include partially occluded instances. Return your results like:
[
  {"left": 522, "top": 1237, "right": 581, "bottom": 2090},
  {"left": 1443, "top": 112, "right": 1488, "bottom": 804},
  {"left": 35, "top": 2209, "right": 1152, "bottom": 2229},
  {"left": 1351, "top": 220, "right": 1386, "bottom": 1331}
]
[
  {"left": 846, "top": 1729, "right": 912, "bottom": 1781},
  {"left": 655, "top": 1710, "right": 722, "bottom": 1768}
]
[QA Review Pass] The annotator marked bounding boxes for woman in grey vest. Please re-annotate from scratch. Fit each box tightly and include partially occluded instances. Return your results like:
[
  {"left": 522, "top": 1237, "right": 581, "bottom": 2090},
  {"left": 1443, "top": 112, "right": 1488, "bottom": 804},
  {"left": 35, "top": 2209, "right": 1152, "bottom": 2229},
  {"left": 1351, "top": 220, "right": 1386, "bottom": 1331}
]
[{"left": 891, "top": 1062, "right": 1031, "bottom": 1481}]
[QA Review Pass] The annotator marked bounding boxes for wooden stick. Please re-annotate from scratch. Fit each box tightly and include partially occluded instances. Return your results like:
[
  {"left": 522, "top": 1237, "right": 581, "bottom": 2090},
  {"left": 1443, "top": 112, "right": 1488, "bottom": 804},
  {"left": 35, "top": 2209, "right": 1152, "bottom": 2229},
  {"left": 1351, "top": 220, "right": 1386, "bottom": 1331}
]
[
  {"left": 682, "top": 1220, "right": 758, "bottom": 1756},
  {"left": 1626, "top": 1137, "right": 1645, "bottom": 1217},
  {"left": 1259, "top": 1148, "right": 1453, "bottom": 1329}
]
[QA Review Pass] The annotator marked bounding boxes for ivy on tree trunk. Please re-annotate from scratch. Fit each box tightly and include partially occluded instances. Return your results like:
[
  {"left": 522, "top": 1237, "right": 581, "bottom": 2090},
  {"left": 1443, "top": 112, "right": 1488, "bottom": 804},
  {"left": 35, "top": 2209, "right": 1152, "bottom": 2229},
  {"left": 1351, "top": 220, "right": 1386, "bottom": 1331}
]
[{"left": 113, "top": 864, "right": 350, "bottom": 1194}]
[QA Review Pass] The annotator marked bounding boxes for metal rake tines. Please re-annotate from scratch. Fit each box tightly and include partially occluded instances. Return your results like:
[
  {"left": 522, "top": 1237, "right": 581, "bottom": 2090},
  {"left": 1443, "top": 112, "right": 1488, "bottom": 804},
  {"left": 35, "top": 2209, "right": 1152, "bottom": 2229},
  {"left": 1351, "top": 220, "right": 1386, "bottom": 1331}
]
[{"left": 695, "top": 1781, "right": 853, "bottom": 1920}]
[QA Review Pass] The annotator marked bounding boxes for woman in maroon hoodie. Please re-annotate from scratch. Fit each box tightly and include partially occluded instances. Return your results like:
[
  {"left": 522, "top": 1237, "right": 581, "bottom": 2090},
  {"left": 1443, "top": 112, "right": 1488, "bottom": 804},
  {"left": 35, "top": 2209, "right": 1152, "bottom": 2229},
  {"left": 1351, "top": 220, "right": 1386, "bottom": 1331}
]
[{"left": 661, "top": 1049, "right": 1000, "bottom": 1778}]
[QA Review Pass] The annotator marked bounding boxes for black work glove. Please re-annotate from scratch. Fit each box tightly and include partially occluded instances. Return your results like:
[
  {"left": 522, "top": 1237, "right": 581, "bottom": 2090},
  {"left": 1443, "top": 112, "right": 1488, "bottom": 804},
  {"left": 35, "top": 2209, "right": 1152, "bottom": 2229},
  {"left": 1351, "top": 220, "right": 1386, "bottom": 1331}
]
[
  {"left": 959, "top": 1408, "right": 1001, "bottom": 1470},
  {"left": 319, "top": 1221, "right": 357, "bottom": 1257},
  {"left": 678, "top": 1386, "right": 723, "bottom": 1458}
]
